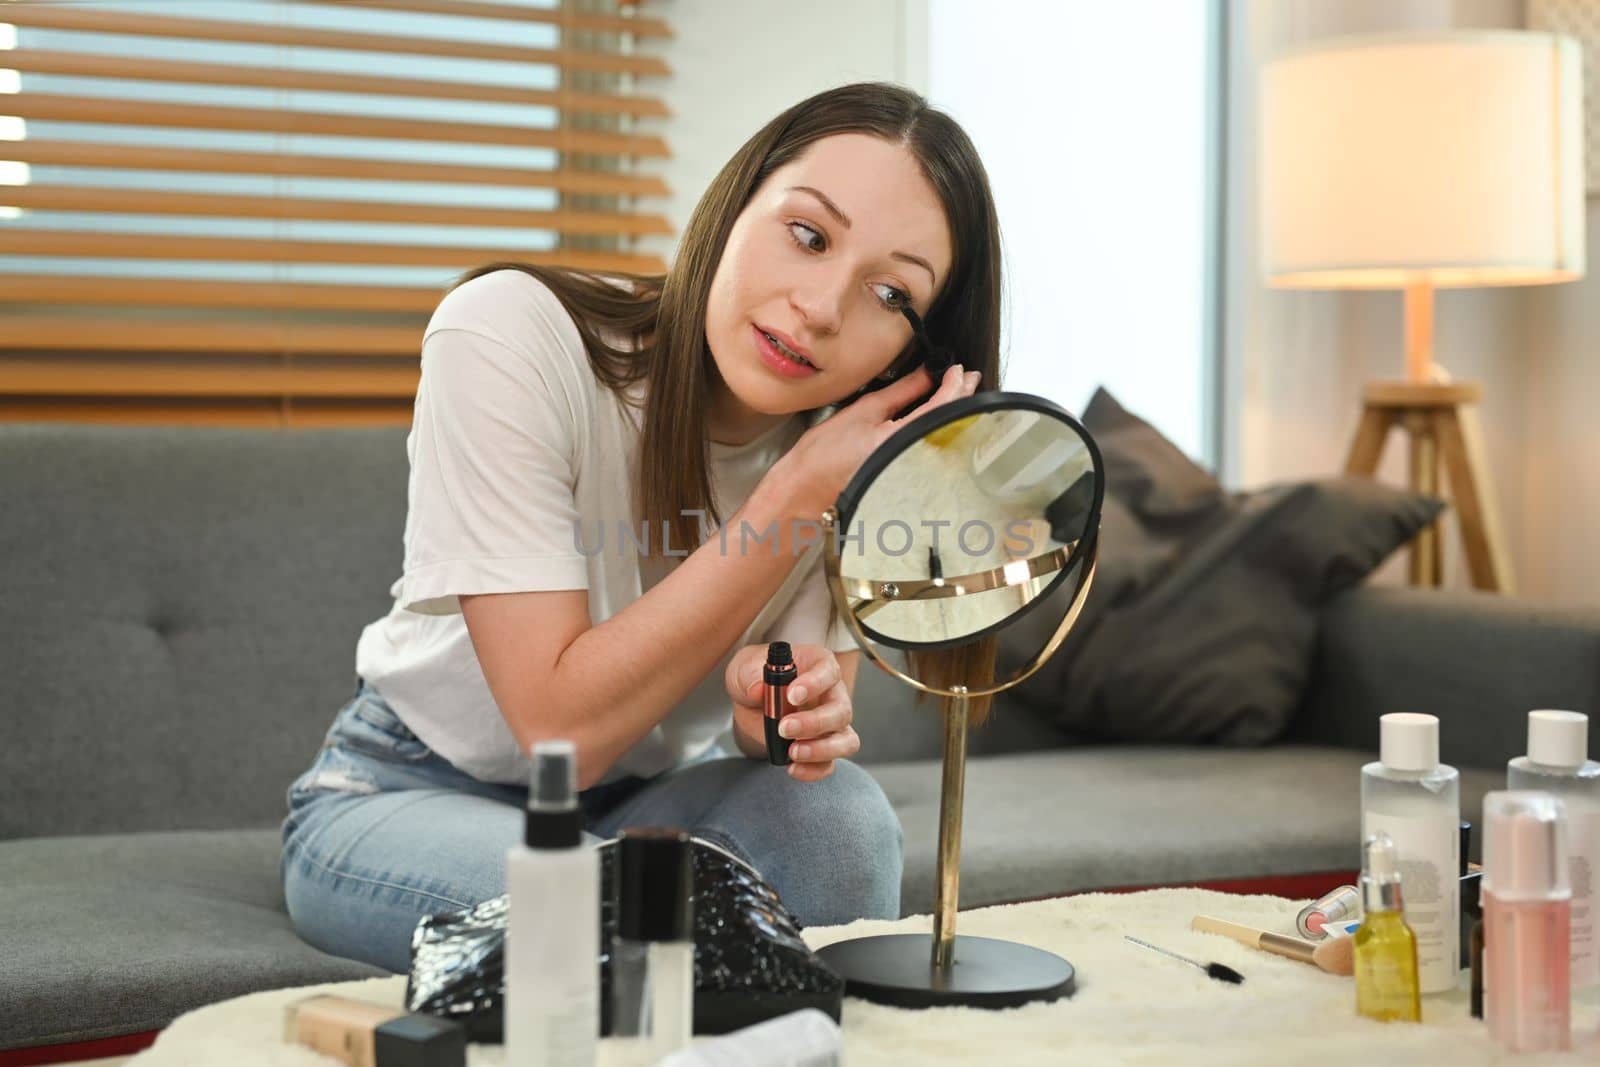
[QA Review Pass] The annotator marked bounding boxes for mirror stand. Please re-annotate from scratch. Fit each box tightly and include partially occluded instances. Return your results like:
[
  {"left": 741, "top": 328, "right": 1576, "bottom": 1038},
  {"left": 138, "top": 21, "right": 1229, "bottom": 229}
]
[
  {"left": 814, "top": 682, "right": 1077, "bottom": 1008},
  {"left": 932, "top": 685, "right": 967, "bottom": 969}
]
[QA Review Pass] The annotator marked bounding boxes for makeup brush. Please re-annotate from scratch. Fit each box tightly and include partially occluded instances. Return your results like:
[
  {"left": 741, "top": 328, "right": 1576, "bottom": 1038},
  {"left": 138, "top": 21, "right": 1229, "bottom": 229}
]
[
  {"left": 1311, "top": 933, "right": 1355, "bottom": 977},
  {"left": 1192, "top": 916, "right": 1351, "bottom": 976},
  {"left": 1123, "top": 935, "right": 1245, "bottom": 984}
]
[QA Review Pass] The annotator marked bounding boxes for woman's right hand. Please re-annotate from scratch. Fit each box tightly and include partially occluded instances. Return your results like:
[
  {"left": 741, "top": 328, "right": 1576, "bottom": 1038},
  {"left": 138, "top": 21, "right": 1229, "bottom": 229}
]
[{"left": 776, "top": 364, "right": 982, "bottom": 520}]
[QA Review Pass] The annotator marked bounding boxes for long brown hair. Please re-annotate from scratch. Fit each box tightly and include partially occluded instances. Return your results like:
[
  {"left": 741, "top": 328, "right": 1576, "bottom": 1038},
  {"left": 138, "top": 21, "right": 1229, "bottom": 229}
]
[{"left": 452, "top": 82, "right": 1005, "bottom": 722}]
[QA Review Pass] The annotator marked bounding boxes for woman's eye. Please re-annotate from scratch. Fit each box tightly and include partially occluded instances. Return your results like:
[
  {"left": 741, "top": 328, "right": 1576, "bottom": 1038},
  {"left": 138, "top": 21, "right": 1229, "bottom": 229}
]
[
  {"left": 787, "top": 221, "right": 826, "bottom": 253},
  {"left": 871, "top": 283, "right": 910, "bottom": 312}
]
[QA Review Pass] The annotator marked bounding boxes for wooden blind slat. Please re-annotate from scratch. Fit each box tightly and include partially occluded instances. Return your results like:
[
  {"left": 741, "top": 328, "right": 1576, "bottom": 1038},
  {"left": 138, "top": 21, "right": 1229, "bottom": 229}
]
[
  {"left": 0, "top": 398, "right": 415, "bottom": 428},
  {"left": 0, "top": 277, "right": 445, "bottom": 314},
  {"left": 8, "top": 94, "right": 672, "bottom": 158},
  {"left": 0, "top": 140, "right": 672, "bottom": 198},
  {"left": 339, "top": 0, "right": 673, "bottom": 39},
  {"left": 0, "top": 354, "right": 422, "bottom": 396},
  {"left": 2, "top": 185, "right": 675, "bottom": 237},
  {"left": 0, "top": 231, "right": 668, "bottom": 274},
  {"left": 3, "top": 49, "right": 671, "bottom": 119},
  {"left": 0, "top": 6, "right": 673, "bottom": 77},
  {"left": 0, "top": 321, "right": 423, "bottom": 358}
]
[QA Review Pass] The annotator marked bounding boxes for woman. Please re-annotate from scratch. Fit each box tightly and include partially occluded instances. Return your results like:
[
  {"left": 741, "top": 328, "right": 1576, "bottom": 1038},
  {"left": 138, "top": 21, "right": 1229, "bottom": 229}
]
[{"left": 281, "top": 81, "right": 1002, "bottom": 973}]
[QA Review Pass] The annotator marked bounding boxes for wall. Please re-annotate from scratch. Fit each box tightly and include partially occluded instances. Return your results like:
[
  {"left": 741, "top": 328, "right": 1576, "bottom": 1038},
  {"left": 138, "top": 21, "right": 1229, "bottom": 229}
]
[
  {"left": 1223, "top": 0, "right": 1596, "bottom": 602},
  {"left": 926, "top": 0, "right": 1216, "bottom": 457},
  {"left": 1521, "top": 202, "right": 1600, "bottom": 603},
  {"left": 636, "top": 1, "right": 926, "bottom": 262}
]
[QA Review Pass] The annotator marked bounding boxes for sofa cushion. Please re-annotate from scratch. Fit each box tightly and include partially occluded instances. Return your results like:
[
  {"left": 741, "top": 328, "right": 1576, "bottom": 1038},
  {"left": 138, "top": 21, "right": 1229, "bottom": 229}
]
[
  {"left": 872, "top": 746, "right": 1503, "bottom": 915},
  {"left": 0, "top": 829, "right": 383, "bottom": 1051},
  {"left": 1297, "top": 586, "right": 1600, "bottom": 768},
  {"left": 0, "top": 425, "right": 410, "bottom": 839},
  {"left": 1003, "top": 388, "right": 1443, "bottom": 746}
]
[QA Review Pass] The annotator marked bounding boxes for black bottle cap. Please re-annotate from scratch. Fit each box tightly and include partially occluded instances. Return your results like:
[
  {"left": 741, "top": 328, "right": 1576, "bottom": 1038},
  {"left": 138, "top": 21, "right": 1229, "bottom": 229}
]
[
  {"left": 524, "top": 741, "right": 582, "bottom": 849},
  {"left": 617, "top": 827, "right": 694, "bottom": 942},
  {"left": 525, "top": 808, "right": 582, "bottom": 849},
  {"left": 373, "top": 1012, "right": 465, "bottom": 1067},
  {"left": 765, "top": 641, "right": 797, "bottom": 686}
]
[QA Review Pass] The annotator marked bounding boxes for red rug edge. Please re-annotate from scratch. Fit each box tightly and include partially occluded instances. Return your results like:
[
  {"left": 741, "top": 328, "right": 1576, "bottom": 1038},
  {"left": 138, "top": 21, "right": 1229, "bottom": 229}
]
[
  {"left": 0, "top": 1029, "right": 160, "bottom": 1066},
  {"left": 1010, "top": 868, "right": 1360, "bottom": 907}
]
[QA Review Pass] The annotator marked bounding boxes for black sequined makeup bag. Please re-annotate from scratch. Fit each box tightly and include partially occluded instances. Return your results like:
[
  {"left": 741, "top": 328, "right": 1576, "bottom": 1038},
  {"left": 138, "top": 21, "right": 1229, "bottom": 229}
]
[{"left": 404, "top": 835, "right": 845, "bottom": 1042}]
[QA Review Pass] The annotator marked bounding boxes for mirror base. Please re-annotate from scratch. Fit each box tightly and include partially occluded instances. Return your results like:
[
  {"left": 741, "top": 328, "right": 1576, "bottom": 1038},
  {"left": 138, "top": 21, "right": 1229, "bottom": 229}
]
[{"left": 815, "top": 932, "right": 1076, "bottom": 1010}]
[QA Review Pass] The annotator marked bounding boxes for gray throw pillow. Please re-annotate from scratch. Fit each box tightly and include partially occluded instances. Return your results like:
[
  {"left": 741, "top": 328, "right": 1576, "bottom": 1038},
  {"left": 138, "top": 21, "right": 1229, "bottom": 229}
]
[{"left": 1003, "top": 387, "right": 1445, "bottom": 745}]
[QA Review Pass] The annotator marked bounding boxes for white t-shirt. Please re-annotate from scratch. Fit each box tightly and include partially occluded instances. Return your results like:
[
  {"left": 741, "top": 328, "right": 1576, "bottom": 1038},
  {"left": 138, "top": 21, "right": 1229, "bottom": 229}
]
[{"left": 354, "top": 269, "right": 853, "bottom": 785}]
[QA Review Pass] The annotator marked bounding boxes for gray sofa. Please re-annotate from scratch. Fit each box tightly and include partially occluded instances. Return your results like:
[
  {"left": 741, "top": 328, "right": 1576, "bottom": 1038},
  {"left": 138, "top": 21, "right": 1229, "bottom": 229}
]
[{"left": 4, "top": 423, "right": 1598, "bottom": 1055}]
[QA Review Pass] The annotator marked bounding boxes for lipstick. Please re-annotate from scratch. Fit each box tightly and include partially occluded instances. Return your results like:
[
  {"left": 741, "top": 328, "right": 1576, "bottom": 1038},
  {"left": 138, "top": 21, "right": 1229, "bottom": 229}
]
[{"left": 763, "top": 641, "right": 798, "bottom": 766}]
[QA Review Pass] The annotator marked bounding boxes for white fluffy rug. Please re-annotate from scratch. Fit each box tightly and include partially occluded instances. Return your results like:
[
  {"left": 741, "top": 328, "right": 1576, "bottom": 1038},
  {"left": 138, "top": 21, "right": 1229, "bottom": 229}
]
[{"left": 129, "top": 889, "right": 1600, "bottom": 1066}]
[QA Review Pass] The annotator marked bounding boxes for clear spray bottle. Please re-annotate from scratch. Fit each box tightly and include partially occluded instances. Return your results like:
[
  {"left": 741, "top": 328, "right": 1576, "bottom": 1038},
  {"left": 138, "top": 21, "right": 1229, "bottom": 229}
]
[{"left": 506, "top": 740, "right": 598, "bottom": 1067}]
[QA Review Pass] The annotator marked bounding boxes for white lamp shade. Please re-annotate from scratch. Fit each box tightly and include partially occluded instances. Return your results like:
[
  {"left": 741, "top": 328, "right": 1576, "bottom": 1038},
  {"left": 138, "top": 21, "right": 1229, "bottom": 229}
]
[{"left": 1260, "top": 31, "right": 1586, "bottom": 290}]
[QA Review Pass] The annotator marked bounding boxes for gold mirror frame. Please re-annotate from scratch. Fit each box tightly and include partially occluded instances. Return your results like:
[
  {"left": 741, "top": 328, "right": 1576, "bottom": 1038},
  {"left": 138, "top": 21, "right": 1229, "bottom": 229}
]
[{"left": 840, "top": 541, "right": 1079, "bottom": 622}]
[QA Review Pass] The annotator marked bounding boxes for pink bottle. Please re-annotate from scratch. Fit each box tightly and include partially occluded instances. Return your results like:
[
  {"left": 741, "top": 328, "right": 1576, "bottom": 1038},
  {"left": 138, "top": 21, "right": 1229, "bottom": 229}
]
[{"left": 1482, "top": 791, "right": 1572, "bottom": 1053}]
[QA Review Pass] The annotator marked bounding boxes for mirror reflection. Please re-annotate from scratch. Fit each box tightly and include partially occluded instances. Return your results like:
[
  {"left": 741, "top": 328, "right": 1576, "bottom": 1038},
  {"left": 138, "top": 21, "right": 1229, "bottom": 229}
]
[{"left": 836, "top": 402, "right": 1100, "bottom": 648}]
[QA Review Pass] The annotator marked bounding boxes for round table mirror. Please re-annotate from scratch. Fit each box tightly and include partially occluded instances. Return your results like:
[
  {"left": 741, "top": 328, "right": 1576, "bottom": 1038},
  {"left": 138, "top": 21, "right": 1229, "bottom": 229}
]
[
  {"left": 826, "top": 391, "right": 1103, "bottom": 691},
  {"left": 815, "top": 391, "right": 1105, "bottom": 1009}
]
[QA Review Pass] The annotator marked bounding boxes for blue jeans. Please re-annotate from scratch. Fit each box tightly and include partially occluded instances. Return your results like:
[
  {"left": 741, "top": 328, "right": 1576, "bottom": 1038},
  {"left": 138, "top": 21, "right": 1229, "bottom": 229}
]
[{"left": 281, "top": 682, "right": 905, "bottom": 974}]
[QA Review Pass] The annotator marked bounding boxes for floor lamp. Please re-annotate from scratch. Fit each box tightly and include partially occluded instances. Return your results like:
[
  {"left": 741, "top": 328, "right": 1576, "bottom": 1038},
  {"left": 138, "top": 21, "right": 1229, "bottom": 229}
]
[{"left": 1259, "top": 30, "right": 1586, "bottom": 592}]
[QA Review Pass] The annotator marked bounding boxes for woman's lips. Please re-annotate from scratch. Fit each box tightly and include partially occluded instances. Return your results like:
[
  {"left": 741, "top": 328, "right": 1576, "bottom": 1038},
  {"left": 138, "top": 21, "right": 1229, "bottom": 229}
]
[
  {"left": 762, "top": 325, "right": 815, "bottom": 365},
  {"left": 753, "top": 325, "right": 818, "bottom": 379}
]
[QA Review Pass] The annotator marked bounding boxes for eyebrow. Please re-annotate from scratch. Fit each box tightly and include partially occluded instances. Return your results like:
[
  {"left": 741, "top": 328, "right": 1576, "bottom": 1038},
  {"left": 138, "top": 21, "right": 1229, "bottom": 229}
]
[{"left": 787, "top": 185, "right": 938, "bottom": 286}]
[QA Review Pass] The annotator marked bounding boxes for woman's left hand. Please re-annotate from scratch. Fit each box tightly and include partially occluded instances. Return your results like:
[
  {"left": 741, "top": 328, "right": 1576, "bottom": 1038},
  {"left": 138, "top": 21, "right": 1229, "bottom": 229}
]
[{"left": 726, "top": 643, "right": 859, "bottom": 781}]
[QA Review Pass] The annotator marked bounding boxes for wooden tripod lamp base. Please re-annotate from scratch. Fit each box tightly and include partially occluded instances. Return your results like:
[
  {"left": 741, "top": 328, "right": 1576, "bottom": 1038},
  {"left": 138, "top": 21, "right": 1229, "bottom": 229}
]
[{"left": 1344, "top": 380, "right": 1513, "bottom": 593}]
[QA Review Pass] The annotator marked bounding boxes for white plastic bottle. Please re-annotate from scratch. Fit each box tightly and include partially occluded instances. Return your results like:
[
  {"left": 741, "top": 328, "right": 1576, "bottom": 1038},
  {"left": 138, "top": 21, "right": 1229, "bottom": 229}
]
[
  {"left": 1361, "top": 713, "right": 1460, "bottom": 994},
  {"left": 507, "top": 740, "right": 598, "bottom": 1067},
  {"left": 1508, "top": 709, "right": 1600, "bottom": 992}
]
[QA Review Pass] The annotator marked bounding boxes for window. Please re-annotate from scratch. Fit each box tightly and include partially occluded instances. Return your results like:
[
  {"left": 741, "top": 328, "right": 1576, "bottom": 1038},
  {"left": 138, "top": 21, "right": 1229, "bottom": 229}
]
[
  {"left": 929, "top": 0, "right": 1222, "bottom": 462},
  {"left": 0, "top": 0, "right": 671, "bottom": 426}
]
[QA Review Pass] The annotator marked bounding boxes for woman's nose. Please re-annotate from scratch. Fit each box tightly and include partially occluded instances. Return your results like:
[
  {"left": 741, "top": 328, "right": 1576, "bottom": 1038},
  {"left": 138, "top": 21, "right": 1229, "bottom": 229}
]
[{"left": 790, "top": 274, "right": 846, "bottom": 335}]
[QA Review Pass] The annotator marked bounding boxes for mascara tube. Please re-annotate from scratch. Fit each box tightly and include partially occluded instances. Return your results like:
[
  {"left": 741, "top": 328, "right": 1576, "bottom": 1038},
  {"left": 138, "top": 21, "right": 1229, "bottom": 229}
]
[{"left": 763, "top": 641, "right": 797, "bottom": 767}]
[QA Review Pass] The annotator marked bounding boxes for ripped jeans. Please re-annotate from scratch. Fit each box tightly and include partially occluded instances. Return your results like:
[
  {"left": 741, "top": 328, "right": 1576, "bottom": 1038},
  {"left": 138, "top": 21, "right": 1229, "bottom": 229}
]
[{"left": 280, "top": 681, "right": 905, "bottom": 973}]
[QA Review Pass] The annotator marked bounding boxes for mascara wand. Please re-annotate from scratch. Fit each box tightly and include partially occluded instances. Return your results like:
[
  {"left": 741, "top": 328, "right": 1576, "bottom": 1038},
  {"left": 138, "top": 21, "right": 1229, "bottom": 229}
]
[
  {"left": 898, "top": 304, "right": 962, "bottom": 378},
  {"left": 1123, "top": 935, "right": 1245, "bottom": 985}
]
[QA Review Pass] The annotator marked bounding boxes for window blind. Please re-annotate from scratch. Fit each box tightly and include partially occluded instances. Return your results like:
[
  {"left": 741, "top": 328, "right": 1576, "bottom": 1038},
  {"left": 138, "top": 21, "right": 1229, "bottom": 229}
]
[{"left": 0, "top": 0, "right": 672, "bottom": 427}]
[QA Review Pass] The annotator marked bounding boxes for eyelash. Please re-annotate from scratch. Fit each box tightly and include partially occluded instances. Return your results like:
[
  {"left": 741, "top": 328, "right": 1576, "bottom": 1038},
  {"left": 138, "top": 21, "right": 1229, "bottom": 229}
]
[{"left": 785, "top": 221, "right": 912, "bottom": 313}]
